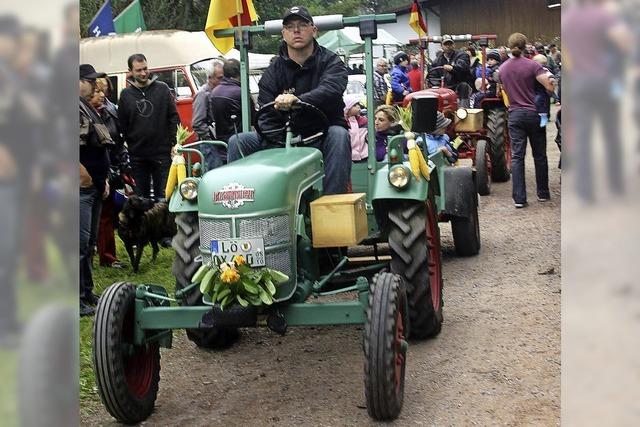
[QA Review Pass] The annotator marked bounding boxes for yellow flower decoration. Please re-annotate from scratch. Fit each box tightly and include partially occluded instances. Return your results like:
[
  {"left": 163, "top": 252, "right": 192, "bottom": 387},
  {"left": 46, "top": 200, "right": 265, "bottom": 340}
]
[
  {"left": 220, "top": 268, "right": 240, "bottom": 284},
  {"left": 233, "top": 255, "right": 246, "bottom": 266}
]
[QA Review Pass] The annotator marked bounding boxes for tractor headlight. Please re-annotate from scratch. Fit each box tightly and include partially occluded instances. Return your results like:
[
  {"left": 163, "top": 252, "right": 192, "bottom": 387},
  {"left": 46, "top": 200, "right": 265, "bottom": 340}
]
[
  {"left": 456, "top": 108, "right": 468, "bottom": 120},
  {"left": 179, "top": 178, "right": 198, "bottom": 200},
  {"left": 388, "top": 165, "right": 410, "bottom": 190}
]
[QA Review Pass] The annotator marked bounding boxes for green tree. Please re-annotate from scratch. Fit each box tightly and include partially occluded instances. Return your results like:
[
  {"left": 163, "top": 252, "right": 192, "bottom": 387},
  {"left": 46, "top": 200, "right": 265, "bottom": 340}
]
[{"left": 80, "top": 0, "right": 380, "bottom": 52}]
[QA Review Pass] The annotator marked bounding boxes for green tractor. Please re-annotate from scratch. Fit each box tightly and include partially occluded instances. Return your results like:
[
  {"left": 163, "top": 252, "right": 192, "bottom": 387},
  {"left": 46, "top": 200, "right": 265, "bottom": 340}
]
[{"left": 92, "top": 14, "right": 480, "bottom": 424}]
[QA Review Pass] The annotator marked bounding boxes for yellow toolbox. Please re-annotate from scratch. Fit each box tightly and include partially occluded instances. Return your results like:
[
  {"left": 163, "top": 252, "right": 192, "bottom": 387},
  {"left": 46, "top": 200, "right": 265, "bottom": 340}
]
[
  {"left": 455, "top": 109, "right": 484, "bottom": 132},
  {"left": 310, "top": 193, "right": 368, "bottom": 248}
]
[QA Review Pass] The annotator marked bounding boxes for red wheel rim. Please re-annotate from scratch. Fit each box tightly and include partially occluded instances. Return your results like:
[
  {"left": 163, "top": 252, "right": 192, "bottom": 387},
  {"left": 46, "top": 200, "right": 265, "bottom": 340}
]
[
  {"left": 394, "top": 310, "right": 405, "bottom": 394},
  {"left": 425, "top": 199, "right": 442, "bottom": 312},
  {"left": 123, "top": 309, "right": 156, "bottom": 398}
]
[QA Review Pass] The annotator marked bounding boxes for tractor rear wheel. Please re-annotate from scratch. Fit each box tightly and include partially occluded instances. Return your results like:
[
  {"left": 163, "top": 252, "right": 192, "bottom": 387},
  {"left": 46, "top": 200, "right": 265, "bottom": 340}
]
[
  {"left": 486, "top": 107, "right": 511, "bottom": 182},
  {"left": 93, "top": 282, "right": 160, "bottom": 424},
  {"left": 451, "top": 187, "right": 481, "bottom": 256},
  {"left": 475, "top": 139, "right": 491, "bottom": 196},
  {"left": 172, "top": 212, "right": 239, "bottom": 349},
  {"left": 363, "top": 272, "right": 408, "bottom": 421},
  {"left": 388, "top": 197, "right": 443, "bottom": 339}
]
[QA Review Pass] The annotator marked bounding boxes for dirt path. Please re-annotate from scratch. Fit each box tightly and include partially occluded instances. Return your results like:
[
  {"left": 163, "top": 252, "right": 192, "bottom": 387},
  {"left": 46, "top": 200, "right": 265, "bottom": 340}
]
[{"left": 82, "top": 116, "right": 561, "bottom": 426}]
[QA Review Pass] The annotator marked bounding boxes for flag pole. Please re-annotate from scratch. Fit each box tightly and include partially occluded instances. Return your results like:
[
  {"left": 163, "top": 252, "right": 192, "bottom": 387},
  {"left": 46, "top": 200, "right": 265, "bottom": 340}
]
[{"left": 418, "top": 3, "right": 425, "bottom": 90}]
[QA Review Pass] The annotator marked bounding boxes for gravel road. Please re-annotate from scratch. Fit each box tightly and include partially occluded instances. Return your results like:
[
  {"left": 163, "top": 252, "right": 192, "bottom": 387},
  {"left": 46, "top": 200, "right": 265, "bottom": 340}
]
[{"left": 82, "top": 114, "right": 561, "bottom": 426}]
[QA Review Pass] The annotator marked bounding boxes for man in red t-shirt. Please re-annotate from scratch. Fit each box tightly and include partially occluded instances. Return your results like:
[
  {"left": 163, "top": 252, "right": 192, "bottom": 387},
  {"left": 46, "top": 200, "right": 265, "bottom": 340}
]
[
  {"left": 499, "top": 32, "right": 555, "bottom": 208},
  {"left": 407, "top": 60, "right": 423, "bottom": 92}
]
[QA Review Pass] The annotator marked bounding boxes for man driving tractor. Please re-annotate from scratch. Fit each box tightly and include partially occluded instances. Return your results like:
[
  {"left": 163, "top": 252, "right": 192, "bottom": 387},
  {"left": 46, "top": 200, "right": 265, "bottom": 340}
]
[
  {"left": 227, "top": 6, "right": 351, "bottom": 194},
  {"left": 430, "top": 34, "right": 473, "bottom": 107}
]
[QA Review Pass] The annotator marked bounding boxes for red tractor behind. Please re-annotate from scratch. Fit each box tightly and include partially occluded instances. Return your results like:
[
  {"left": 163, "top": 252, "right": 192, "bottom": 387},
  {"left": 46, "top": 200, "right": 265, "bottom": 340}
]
[{"left": 404, "top": 34, "right": 511, "bottom": 196}]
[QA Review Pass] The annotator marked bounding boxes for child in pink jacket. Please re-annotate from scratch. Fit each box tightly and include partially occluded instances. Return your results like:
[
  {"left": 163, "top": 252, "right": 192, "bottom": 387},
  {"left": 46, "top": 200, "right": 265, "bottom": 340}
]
[{"left": 344, "top": 94, "right": 368, "bottom": 162}]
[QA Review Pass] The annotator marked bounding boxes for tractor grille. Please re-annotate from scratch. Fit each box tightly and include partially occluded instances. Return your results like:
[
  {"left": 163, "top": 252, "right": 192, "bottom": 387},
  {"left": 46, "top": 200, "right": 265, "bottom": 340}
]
[
  {"left": 238, "top": 216, "right": 290, "bottom": 246},
  {"left": 199, "top": 219, "right": 232, "bottom": 248},
  {"left": 199, "top": 215, "right": 292, "bottom": 278}
]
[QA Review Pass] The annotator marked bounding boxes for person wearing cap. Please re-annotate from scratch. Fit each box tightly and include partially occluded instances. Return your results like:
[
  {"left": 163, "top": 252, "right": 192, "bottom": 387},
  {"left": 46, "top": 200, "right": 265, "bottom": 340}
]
[
  {"left": 79, "top": 63, "right": 112, "bottom": 316},
  {"left": 473, "top": 49, "right": 502, "bottom": 107},
  {"left": 117, "top": 53, "right": 180, "bottom": 199},
  {"left": 227, "top": 6, "right": 351, "bottom": 194},
  {"left": 498, "top": 33, "right": 555, "bottom": 208},
  {"left": 390, "top": 51, "right": 412, "bottom": 102},
  {"left": 430, "top": 35, "right": 472, "bottom": 107},
  {"left": 417, "top": 111, "right": 458, "bottom": 165},
  {"left": 343, "top": 94, "right": 368, "bottom": 162}
]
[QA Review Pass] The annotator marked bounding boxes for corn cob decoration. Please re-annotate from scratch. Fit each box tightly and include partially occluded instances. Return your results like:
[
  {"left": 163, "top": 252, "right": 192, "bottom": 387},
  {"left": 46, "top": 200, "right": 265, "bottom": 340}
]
[
  {"left": 165, "top": 125, "right": 195, "bottom": 198},
  {"left": 405, "top": 131, "right": 430, "bottom": 181},
  {"left": 452, "top": 136, "right": 464, "bottom": 150}
]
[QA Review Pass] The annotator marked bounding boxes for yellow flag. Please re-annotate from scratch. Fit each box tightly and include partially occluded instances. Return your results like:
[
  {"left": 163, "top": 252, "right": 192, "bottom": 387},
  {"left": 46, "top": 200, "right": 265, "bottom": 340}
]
[
  {"left": 409, "top": 0, "right": 427, "bottom": 36},
  {"left": 205, "top": 0, "right": 258, "bottom": 54}
]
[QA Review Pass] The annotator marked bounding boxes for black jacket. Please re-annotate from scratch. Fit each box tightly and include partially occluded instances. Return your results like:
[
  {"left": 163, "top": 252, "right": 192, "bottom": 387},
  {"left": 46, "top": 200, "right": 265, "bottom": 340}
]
[
  {"left": 79, "top": 97, "right": 110, "bottom": 195},
  {"left": 209, "top": 77, "right": 256, "bottom": 142},
  {"left": 117, "top": 77, "right": 180, "bottom": 159},
  {"left": 431, "top": 49, "right": 471, "bottom": 89},
  {"left": 257, "top": 40, "right": 348, "bottom": 140}
]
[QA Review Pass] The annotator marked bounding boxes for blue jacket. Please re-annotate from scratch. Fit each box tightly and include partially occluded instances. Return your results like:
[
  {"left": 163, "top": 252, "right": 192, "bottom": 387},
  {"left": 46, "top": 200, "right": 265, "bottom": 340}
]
[
  {"left": 390, "top": 65, "right": 412, "bottom": 102},
  {"left": 420, "top": 133, "right": 458, "bottom": 164}
]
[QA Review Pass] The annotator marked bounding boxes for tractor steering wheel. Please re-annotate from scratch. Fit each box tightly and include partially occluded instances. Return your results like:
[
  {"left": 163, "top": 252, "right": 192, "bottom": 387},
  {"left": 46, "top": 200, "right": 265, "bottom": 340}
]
[
  {"left": 254, "top": 100, "right": 329, "bottom": 144},
  {"left": 426, "top": 66, "right": 446, "bottom": 88}
]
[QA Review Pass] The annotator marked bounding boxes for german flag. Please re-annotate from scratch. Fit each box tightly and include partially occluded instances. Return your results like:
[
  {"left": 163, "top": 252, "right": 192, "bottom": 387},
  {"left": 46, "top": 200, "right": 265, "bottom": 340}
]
[
  {"left": 205, "top": 0, "right": 258, "bottom": 54},
  {"left": 409, "top": 0, "right": 427, "bottom": 36}
]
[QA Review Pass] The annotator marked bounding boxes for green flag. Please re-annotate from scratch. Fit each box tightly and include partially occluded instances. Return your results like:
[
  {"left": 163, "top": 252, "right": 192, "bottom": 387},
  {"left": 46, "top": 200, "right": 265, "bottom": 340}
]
[{"left": 114, "top": 0, "right": 146, "bottom": 34}]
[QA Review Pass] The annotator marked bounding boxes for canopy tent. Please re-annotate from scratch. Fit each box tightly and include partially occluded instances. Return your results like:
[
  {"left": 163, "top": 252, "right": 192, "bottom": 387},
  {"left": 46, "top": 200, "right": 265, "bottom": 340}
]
[{"left": 316, "top": 27, "right": 403, "bottom": 56}]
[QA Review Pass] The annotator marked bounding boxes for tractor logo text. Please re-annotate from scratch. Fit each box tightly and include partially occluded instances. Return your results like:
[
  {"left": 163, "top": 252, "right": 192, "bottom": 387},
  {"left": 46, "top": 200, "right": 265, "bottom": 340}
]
[{"left": 213, "top": 183, "right": 255, "bottom": 209}]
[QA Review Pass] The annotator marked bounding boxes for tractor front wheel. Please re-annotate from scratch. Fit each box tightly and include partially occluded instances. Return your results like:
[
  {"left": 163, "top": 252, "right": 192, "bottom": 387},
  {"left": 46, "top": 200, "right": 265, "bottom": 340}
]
[
  {"left": 364, "top": 272, "right": 408, "bottom": 421},
  {"left": 172, "top": 212, "right": 239, "bottom": 349},
  {"left": 451, "top": 188, "right": 481, "bottom": 256},
  {"left": 388, "top": 198, "right": 443, "bottom": 339},
  {"left": 93, "top": 282, "right": 160, "bottom": 424},
  {"left": 475, "top": 139, "right": 491, "bottom": 196}
]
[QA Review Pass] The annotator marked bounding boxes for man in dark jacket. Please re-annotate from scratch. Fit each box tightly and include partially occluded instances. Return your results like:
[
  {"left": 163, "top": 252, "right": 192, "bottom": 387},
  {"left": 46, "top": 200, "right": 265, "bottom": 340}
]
[
  {"left": 207, "top": 58, "right": 256, "bottom": 169},
  {"left": 117, "top": 53, "right": 180, "bottom": 199},
  {"left": 430, "top": 35, "right": 473, "bottom": 107},
  {"left": 227, "top": 6, "right": 350, "bottom": 194}
]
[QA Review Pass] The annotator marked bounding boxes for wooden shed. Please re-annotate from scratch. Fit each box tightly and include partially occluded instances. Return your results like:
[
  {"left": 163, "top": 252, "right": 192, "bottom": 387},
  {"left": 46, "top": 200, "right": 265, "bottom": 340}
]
[{"left": 387, "top": 0, "right": 560, "bottom": 47}]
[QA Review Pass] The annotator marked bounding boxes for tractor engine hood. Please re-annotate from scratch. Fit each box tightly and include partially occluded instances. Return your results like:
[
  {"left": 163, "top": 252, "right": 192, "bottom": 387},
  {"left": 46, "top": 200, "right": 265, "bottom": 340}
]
[{"left": 197, "top": 147, "right": 324, "bottom": 216}]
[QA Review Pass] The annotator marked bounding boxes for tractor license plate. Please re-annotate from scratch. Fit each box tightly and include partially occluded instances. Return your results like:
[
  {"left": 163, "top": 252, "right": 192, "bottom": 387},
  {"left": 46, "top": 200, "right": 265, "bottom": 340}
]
[{"left": 210, "top": 238, "right": 265, "bottom": 267}]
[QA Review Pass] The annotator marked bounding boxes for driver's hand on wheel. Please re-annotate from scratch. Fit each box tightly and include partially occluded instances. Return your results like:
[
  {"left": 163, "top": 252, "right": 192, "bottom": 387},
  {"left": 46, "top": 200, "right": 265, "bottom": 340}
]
[
  {"left": 443, "top": 64, "right": 453, "bottom": 72},
  {"left": 274, "top": 94, "right": 299, "bottom": 111}
]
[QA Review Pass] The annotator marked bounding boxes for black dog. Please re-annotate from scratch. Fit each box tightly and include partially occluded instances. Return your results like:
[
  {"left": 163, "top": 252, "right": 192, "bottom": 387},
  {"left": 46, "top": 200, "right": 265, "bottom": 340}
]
[{"left": 118, "top": 195, "right": 177, "bottom": 273}]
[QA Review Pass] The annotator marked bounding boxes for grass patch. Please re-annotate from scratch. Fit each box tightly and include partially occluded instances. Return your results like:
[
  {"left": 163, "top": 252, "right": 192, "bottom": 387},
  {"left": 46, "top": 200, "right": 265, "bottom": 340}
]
[
  {"left": 0, "top": 351, "right": 18, "bottom": 427},
  {"left": 80, "top": 237, "right": 176, "bottom": 416}
]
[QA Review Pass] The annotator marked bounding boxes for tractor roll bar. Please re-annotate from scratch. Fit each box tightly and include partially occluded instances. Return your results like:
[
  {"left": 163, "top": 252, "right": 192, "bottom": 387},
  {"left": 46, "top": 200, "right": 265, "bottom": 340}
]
[
  {"left": 409, "top": 34, "right": 497, "bottom": 44},
  {"left": 264, "top": 14, "right": 345, "bottom": 35},
  {"left": 409, "top": 34, "right": 498, "bottom": 92}
]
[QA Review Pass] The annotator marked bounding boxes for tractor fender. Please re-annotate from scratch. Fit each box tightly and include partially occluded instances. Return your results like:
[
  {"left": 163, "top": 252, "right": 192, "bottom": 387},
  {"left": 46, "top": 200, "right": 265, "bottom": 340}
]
[
  {"left": 442, "top": 166, "right": 476, "bottom": 219},
  {"left": 369, "top": 163, "right": 434, "bottom": 203},
  {"left": 168, "top": 191, "right": 198, "bottom": 213}
]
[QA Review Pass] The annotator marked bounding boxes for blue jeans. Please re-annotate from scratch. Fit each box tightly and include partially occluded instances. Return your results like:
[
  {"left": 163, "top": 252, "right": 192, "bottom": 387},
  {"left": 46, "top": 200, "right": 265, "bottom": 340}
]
[
  {"left": 228, "top": 126, "right": 352, "bottom": 194},
  {"left": 80, "top": 186, "right": 101, "bottom": 301},
  {"left": 130, "top": 156, "right": 172, "bottom": 199},
  {"left": 508, "top": 109, "right": 550, "bottom": 204},
  {"left": 199, "top": 143, "right": 225, "bottom": 172}
]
